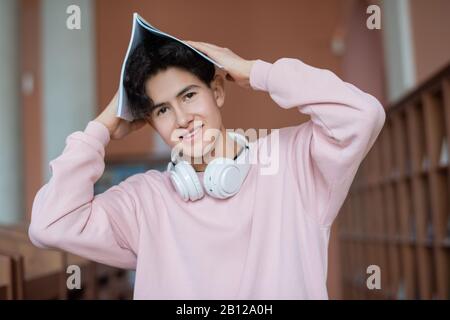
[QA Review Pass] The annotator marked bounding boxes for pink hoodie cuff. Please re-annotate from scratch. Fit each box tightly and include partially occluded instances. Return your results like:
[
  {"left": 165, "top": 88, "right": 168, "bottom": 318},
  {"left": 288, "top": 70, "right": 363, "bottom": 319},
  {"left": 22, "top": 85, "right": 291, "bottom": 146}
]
[
  {"left": 249, "top": 59, "right": 273, "bottom": 92},
  {"left": 84, "top": 120, "right": 111, "bottom": 147}
]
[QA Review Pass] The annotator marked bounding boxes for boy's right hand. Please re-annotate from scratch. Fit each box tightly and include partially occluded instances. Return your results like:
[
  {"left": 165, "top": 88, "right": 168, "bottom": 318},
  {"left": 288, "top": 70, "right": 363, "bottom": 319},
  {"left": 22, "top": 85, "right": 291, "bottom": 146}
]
[{"left": 94, "top": 91, "right": 147, "bottom": 140}]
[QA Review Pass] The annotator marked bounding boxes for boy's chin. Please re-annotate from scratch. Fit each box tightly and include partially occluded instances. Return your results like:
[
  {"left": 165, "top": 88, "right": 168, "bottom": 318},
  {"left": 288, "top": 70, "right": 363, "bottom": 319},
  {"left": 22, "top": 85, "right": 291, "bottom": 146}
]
[{"left": 179, "top": 139, "right": 216, "bottom": 162}]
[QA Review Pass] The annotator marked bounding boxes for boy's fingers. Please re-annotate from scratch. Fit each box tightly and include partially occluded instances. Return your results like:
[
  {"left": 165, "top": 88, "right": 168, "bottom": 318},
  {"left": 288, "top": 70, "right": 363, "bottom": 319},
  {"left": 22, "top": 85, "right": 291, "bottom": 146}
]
[
  {"left": 199, "top": 42, "right": 222, "bottom": 51},
  {"left": 186, "top": 40, "right": 221, "bottom": 51}
]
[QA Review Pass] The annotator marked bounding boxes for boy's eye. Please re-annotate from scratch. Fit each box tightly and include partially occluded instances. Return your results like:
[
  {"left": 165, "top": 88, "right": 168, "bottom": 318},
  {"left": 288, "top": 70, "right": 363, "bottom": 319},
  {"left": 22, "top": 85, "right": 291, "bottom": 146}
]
[
  {"left": 184, "top": 92, "right": 196, "bottom": 100},
  {"left": 156, "top": 106, "right": 168, "bottom": 116},
  {"left": 154, "top": 92, "right": 196, "bottom": 117}
]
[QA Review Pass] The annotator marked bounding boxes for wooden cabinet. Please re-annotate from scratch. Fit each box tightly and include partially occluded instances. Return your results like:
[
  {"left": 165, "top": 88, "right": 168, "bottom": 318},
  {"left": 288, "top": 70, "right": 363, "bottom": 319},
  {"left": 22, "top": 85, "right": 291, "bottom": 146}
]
[{"left": 338, "top": 64, "right": 450, "bottom": 299}]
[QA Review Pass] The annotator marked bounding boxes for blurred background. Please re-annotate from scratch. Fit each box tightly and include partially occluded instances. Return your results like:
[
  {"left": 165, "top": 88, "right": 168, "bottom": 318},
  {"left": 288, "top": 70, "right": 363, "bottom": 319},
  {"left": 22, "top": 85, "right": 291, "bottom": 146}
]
[{"left": 0, "top": 0, "right": 449, "bottom": 300}]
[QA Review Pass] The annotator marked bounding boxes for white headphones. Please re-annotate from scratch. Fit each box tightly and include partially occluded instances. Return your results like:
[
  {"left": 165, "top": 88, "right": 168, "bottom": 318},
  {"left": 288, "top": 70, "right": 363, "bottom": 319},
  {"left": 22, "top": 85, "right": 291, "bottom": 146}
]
[{"left": 167, "top": 132, "right": 251, "bottom": 201}]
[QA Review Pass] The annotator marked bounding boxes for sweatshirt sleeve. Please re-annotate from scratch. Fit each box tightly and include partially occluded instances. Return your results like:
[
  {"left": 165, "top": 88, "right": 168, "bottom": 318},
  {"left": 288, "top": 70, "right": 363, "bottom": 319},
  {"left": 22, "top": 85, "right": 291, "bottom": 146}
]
[
  {"left": 28, "top": 120, "right": 140, "bottom": 269},
  {"left": 249, "top": 58, "right": 386, "bottom": 227}
]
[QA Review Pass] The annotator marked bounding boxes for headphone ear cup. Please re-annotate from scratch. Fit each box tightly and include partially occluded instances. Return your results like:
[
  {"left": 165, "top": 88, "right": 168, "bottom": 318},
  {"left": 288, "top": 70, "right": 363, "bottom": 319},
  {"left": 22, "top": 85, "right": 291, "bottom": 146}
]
[
  {"left": 168, "top": 161, "right": 190, "bottom": 201},
  {"left": 169, "top": 169, "right": 189, "bottom": 201},
  {"left": 174, "top": 161, "right": 204, "bottom": 201},
  {"left": 204, "top": 157, "right": 239, "bottom": 199},
  {"left": 203, "top": 159, "right": 219, "bottom": 197}
]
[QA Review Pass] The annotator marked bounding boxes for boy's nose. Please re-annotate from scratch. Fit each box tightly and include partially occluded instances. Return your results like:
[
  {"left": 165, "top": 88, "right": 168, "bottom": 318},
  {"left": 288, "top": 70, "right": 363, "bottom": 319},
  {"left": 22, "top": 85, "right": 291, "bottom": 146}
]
[{"left": 175, "top": 108, "right": 193, "bottom": 128}]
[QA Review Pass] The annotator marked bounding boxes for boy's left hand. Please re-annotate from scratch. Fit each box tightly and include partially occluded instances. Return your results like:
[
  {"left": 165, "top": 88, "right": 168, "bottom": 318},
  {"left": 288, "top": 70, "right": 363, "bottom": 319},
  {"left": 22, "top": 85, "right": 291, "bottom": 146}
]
[{"left": 184, "top": 40, "right": 256, "bottom": 89}]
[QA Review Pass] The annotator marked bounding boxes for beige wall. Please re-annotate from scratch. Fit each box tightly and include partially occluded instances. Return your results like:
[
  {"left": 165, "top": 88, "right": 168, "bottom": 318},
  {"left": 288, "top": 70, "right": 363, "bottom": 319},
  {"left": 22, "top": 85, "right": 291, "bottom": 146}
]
[
  {"left": 340, "top": 0, "right": 386, "bottom": 105},
  {"left": 0, "top": 0, "right": 21, "bottom": 224},
  {"left": 21, "top": 0, "right": 43, "bottom": 222},
  {"left": 410, "top": 0, "right": 450, "bottom": 84}
]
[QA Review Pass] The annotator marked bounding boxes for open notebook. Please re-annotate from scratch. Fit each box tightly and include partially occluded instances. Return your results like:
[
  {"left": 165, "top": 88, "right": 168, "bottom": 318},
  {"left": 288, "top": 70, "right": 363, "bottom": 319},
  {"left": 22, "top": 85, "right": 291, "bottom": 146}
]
[{"left": 117, "top": 13, "right": 225, "bottom": 121}]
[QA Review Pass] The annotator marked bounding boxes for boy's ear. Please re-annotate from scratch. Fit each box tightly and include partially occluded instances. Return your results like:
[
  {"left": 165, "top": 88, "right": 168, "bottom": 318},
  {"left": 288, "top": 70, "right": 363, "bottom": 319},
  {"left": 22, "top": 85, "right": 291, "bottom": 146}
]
[{"left": 211, "top": 74, "right": 225, "bottom": 108}]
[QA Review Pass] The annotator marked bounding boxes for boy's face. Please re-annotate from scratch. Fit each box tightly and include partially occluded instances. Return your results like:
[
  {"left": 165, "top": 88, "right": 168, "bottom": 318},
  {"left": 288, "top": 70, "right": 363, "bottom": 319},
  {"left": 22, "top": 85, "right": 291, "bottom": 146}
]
[{"left": 145, "top": 67, "right": 226, "bottom": 159}]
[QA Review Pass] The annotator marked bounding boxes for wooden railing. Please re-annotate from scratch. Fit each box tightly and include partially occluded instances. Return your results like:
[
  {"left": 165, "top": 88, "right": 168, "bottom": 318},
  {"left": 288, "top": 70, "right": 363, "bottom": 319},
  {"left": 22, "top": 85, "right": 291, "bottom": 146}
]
[{"left": 337, "top": 62, "right": 450, "bottom": 299}]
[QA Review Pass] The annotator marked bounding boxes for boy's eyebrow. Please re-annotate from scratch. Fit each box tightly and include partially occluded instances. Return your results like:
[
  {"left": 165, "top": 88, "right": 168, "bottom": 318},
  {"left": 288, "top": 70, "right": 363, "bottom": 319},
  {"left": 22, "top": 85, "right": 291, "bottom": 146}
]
[{"left": 152, "top": 84, "right": 200, "bottom": 109}]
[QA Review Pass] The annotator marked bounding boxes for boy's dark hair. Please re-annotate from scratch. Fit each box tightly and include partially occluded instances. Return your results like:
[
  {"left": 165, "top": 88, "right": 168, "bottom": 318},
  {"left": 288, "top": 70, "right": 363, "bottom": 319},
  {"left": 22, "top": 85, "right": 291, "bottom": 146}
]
[{"left": 124, "top": 37, "right": 216, "bottom": 120}]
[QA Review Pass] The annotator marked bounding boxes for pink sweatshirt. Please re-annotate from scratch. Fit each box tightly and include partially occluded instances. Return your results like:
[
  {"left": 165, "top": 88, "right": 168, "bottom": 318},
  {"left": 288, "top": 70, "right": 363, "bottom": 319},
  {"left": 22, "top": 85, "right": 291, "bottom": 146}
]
[{"left": 28, "top": 58, "right": 385, "bottom": 299}]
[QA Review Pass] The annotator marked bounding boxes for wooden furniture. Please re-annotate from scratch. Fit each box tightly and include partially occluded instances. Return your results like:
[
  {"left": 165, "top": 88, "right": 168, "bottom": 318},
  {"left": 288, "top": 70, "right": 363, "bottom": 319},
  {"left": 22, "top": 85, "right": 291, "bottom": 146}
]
[
  {"left": 0, "top": 224, "right": 133, "bottom": 300},
  {"left": 95, "top": 264, "right": 133, "bottom": 300},
  {"left": 0, "top": 251, "right": 24, "bottom": 299},
  {"left": 0, "top": 224, "right": 66, "bottom": 299},
  {"left": 337, "top": 63, "right": 450, "bottom": 299}
]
